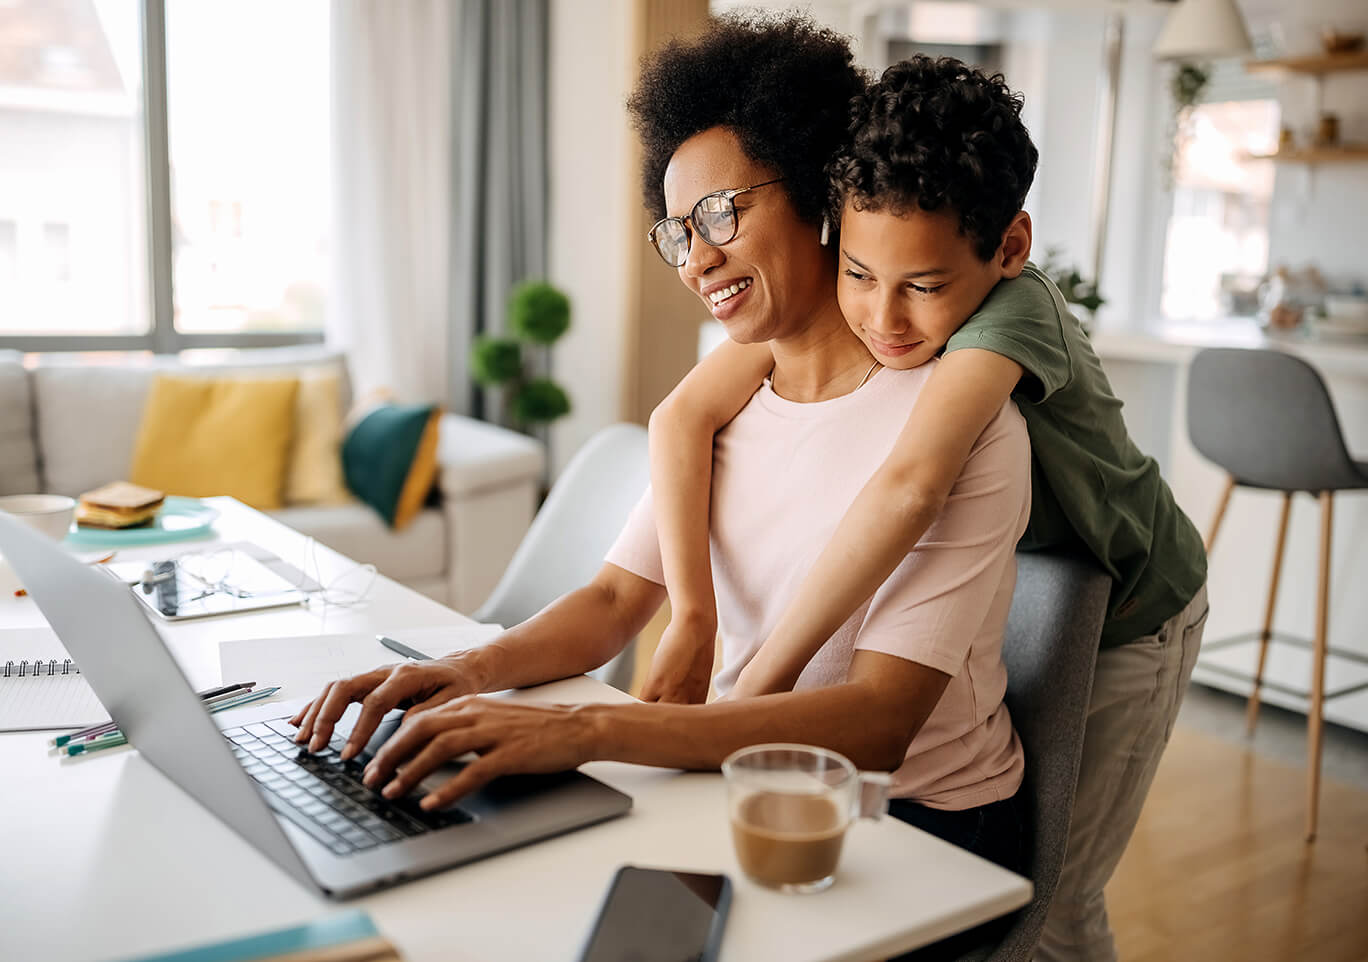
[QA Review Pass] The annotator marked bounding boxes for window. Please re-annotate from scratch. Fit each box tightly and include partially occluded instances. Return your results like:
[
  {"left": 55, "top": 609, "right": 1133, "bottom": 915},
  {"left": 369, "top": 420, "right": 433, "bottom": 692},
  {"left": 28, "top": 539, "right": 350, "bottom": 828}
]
[
  {"left": 0, "top": 0, "right": 149, "bottom": 337},
  {"left": 1158, "top": 64, "right": 1279, "bottom": 322},
  {"left": 165, "top": 0, "right": 329, "bottom": 335},
  {"left": 0, "top": 0, "right": 327, "bottom": 351}
]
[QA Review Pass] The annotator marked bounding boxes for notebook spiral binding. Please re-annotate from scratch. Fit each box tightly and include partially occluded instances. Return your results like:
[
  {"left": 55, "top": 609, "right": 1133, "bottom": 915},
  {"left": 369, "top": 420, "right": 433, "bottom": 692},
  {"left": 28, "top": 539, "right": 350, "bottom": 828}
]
[{"left": 2, "top": 658, "right": 81, "bottom": 678}]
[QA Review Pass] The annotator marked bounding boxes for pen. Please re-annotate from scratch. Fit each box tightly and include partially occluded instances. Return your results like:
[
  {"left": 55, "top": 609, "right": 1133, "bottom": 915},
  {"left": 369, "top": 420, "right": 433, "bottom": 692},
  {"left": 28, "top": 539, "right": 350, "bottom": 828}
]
[
  {"left": 62, "top": 688, "right": 281, "bottom": 756},
  {"left": 198, "top": 681, "right": 258, "bottom": 702},
  {"left": 51, "top": 681, "right": 259, "bottom": 747},
  {"left": 65, "top": 732, "right": 128, "bottom": 756},
  {"left": 199, "top": 686, "right": 282, "bottom": 714},
  {"left": 378, "top": 635, "right": 432, "bottom": 662}
]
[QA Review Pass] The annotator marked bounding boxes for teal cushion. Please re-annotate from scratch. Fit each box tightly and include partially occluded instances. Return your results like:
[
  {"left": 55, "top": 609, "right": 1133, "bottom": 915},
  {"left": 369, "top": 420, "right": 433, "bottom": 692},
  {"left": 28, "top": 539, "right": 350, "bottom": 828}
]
[{"left": 341, "top": 403, "right": 441, "bottom": 529}]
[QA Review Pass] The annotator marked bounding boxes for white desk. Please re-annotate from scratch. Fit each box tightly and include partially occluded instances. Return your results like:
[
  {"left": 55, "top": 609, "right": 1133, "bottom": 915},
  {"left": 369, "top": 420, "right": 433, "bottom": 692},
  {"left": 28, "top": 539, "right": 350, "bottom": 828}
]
[{"left": 0, "top": 498, "right": 1030, "bottom": 962}]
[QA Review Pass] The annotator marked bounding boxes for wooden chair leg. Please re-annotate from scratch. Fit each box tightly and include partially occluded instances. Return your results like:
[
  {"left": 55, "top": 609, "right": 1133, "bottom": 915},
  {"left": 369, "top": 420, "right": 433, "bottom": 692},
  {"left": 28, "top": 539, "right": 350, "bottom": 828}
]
[
  {"left": 1205, "top": 475, "right": 1236, "bottom": 554},
  {"left": 1306, "top": 491, "right": 1333, "bottom": 843},
  {"left": 1247, "top": 492, "right": 1293, "bottom": 735}
]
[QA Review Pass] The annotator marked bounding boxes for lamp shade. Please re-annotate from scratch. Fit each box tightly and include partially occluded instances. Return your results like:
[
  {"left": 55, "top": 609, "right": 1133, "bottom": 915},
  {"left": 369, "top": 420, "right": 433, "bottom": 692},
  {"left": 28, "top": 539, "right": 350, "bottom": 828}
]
[{"left": 1153, "top": 0, "right": 1253, "bottom": 60}]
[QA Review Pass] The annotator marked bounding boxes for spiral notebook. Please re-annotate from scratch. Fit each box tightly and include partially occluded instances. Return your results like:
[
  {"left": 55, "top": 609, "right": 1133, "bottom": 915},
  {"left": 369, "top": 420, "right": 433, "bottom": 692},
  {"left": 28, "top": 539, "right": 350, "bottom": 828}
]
[{"left": 0, "top": 627, "right": 109, "bottom": 732}]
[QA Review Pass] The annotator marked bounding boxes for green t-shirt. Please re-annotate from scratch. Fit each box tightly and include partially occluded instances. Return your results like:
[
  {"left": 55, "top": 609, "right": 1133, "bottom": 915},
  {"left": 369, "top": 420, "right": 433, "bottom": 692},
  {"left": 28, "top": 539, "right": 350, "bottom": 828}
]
[{"left": 943, "top": 264, "right": 1206, "bottom": 647}]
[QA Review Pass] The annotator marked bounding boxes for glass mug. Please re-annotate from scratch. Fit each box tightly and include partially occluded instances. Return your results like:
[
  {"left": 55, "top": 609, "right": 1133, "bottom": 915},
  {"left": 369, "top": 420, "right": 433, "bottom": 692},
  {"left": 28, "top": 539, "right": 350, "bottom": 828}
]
[{"left": 722, "top": 743, "right": 891, "bottom": 893}]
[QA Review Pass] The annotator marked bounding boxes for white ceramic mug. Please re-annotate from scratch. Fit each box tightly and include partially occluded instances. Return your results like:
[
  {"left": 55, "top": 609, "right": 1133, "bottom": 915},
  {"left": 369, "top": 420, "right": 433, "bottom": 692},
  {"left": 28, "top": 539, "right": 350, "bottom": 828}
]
[{"left": 0, "top": 494, "right": 77, "bottom": 541}]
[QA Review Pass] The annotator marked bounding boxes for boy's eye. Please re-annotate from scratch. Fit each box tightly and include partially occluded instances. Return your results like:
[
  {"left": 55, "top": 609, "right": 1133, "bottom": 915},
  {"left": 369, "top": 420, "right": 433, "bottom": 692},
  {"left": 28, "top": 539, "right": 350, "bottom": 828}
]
[{"left": 909, "top": 283, "right": 944, "bottom": 295}]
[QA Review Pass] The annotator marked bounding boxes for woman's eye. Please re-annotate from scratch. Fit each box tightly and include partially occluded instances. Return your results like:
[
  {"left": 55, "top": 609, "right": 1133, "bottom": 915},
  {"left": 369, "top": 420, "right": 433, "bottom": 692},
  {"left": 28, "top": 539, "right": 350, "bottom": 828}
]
[{"left": 843, "top": 269, "right": 869, "bottom": 281}]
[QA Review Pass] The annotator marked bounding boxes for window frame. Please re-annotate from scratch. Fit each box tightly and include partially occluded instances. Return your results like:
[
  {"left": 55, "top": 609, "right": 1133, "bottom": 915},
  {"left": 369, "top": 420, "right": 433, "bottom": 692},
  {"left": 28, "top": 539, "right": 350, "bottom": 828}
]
[{"left": 0, "top": 0, "right": 325, "bottom": 354}]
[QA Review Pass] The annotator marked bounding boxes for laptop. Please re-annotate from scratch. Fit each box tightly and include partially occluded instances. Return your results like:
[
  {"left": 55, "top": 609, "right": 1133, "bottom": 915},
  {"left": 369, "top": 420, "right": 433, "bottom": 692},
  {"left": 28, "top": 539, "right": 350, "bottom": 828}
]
[{"left": 0, "top": 513, "right": 632, "bottom": 899}]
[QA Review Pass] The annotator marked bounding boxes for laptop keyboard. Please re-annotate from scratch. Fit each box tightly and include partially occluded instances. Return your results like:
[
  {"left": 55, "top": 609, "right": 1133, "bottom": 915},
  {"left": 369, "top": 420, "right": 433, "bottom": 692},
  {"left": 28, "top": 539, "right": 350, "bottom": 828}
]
[{"left": 222, "top": 719, "right": 473, "bottom": 857}]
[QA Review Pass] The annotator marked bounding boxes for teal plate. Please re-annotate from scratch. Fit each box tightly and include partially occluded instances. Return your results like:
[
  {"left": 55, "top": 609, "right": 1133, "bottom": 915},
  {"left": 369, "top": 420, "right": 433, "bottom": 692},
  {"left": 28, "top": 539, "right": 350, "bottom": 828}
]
[{"left": 63, "top": 496, "right": 220, "bottom": 548}]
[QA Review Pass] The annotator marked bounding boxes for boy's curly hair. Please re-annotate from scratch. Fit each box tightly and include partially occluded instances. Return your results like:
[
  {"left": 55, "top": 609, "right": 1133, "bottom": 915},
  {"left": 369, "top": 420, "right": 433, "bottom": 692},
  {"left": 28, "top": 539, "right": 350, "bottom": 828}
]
[
  {"left": 831, "top": 56, "right": 1038, "bottom": 261},
  {"left": 626, "top": 12, "right": 866, "bottom": 227}
]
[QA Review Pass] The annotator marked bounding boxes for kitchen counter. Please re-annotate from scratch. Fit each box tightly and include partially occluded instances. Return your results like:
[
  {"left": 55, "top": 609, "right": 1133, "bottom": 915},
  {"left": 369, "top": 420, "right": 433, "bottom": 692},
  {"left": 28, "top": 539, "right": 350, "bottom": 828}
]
[
  {"left": 1092, "top": 320, "right": 1368, "bottom": 734},
  {"left": 1091, "top": 319, "right": 1368, "bottom": 377}
]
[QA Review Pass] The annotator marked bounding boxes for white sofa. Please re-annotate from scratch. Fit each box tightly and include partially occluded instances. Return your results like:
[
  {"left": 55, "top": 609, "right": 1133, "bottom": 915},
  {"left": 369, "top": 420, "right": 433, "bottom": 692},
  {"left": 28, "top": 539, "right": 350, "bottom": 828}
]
[{"left": 0, "top": 347, "right": 545, "bottom": 613}]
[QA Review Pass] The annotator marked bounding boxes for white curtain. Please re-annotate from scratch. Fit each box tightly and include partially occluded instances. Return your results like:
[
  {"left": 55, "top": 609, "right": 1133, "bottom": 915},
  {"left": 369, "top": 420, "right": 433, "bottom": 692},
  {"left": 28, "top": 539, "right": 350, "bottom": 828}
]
[{"left": 328, "top": 0, "right": 453, "bottom": 405}]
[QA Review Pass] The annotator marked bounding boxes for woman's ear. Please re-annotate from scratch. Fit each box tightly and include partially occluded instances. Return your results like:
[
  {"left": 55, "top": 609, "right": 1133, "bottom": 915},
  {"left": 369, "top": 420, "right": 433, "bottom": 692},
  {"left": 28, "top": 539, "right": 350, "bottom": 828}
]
[{"left": 997, "top": 211, "right": 1032, "bottom": 278}]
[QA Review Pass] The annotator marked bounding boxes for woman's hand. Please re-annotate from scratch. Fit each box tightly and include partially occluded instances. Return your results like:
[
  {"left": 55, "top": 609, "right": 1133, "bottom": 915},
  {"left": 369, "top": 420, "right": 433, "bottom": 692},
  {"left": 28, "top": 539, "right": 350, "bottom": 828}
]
[
  {"left": 289, "top": 656, "right": 484, "bottom": 760},
  {"left": 361, "top": 697, "right": 597, "bottom": 809}
]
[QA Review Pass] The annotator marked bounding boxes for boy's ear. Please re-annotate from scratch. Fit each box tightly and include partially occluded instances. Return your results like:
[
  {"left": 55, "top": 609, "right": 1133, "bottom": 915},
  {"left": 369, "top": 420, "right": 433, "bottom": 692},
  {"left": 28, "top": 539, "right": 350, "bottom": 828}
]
[{"left": 997, "top": 211, "right": 1032, "bottom": 279}]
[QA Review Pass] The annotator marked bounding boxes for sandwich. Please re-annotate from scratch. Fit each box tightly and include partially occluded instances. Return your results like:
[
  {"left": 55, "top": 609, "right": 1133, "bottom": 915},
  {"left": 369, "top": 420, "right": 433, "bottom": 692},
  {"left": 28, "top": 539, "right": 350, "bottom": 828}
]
[{"left": 76, "top": 481, "right": 165, "bottom": 530}]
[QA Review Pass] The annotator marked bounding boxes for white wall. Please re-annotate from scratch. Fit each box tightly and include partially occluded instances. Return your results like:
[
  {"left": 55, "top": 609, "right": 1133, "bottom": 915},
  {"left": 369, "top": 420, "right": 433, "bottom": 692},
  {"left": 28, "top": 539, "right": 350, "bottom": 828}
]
[
  {"left": 546, "top": 0, "right": 635, "bottom": 477},
  {"left": 1262, "top": 0, "right": 1368, "bottom": 288}
]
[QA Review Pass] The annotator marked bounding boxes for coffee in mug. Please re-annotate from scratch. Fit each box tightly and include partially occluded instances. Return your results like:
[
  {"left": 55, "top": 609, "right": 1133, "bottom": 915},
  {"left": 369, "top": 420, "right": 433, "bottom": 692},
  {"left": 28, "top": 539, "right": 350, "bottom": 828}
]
[{"left": 722, "top": 744, "right": 890, "bottom": 893}]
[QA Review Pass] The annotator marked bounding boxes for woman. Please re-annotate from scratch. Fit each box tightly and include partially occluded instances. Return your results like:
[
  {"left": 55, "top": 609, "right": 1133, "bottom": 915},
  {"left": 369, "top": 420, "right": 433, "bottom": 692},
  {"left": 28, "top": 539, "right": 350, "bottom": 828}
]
[{"left": 291, "top": 13, "right": 1030, "bottom": 886}]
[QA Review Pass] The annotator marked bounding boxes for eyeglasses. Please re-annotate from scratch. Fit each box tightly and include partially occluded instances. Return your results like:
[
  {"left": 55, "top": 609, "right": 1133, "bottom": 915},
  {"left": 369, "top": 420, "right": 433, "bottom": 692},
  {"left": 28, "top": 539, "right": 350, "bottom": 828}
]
[{"left": 647, "top": 178, "right": 783, "bottom": 267}]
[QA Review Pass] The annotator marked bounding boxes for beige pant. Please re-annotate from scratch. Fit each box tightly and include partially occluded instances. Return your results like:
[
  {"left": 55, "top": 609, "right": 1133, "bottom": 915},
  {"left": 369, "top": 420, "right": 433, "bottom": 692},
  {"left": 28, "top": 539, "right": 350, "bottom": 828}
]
[{"left": 1036, "top": 585, "right": 1209, "bottom": 962}]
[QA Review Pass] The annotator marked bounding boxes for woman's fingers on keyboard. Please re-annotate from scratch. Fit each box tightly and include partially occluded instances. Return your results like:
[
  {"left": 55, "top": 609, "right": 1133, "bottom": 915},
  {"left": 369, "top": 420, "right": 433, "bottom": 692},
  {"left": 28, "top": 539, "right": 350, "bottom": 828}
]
[
  {"left": 343, "top": 669, "right": 424, "bottom": 760},
  {"left": 308, "top": 678, "right": 368, "bottom": 751},
  {"left": 292, "top": 683, "right": 336, "bottom": 743}
]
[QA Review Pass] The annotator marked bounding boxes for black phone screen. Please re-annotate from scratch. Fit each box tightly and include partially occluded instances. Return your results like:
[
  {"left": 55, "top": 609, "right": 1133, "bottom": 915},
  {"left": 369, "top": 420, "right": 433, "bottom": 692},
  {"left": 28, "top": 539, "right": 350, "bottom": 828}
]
[{"left": 577, "top": 865, "right": 733, "bottom": 962}]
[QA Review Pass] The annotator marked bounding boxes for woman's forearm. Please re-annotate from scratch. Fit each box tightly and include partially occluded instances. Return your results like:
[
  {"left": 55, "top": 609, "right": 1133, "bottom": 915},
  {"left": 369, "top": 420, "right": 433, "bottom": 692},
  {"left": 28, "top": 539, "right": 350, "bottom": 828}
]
[
  {"left": 583, "top": 651, "right": 948, "bottom": 772},
  {"left": 466, "top": 567, "right": 667, "bottom": 693}
]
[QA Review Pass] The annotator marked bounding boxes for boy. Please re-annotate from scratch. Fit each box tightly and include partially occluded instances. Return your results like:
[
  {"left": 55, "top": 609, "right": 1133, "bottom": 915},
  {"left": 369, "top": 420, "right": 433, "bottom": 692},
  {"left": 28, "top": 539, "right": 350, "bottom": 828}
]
[{"left": 643, "top": 55, "right": 1208, "bottom": 962}]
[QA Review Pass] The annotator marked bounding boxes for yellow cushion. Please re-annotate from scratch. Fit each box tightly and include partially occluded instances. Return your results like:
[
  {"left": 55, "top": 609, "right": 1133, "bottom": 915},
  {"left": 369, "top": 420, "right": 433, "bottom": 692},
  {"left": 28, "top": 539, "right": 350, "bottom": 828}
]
[
  {"left": 284, "top": 371, "right": 352, "bottom": 506},
  {"left": 130, "top": 375, "right": 300, "bottom": 510}
]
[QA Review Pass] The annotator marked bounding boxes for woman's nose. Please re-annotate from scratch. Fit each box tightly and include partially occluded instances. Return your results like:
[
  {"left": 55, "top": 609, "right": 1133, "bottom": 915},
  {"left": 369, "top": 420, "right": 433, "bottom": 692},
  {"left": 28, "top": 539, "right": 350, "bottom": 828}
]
[{"left": 682, "top": 234, "right": 724, "bottom": 279}]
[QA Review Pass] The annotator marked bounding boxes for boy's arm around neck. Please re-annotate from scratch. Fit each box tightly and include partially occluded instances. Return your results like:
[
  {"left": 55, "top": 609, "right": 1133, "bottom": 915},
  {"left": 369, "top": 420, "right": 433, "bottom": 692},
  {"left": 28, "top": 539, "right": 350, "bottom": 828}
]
[
  {"left": 648, "top": 338, "right": 774, "bottom": 623},
  {"left": 732, "top": 348, "right": 1025, "bottom": 696}
]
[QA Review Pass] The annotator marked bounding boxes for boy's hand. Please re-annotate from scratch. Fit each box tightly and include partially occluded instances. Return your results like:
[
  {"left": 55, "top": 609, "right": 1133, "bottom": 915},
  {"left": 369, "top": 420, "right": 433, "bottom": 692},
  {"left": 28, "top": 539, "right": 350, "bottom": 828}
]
[
  {"left": 640, "top": 616, "right": 716, "bottom": 704},
  {"left": 728, "top": 659, "right": 790, "bottom": 700}
]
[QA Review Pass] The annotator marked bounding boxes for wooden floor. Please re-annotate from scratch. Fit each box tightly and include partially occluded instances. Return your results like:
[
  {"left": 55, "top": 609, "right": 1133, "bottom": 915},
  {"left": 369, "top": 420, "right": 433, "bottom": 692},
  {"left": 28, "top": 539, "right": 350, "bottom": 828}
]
[{"left": 1108, "top": 726, "right": 1368, "bottom": 962}]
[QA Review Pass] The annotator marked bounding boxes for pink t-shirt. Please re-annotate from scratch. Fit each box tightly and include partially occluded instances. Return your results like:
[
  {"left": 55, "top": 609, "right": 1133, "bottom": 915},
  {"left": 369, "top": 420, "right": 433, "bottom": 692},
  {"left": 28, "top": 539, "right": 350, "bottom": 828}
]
[{"left": 606, "top": 361, "right": 1030, "bottom": 809}]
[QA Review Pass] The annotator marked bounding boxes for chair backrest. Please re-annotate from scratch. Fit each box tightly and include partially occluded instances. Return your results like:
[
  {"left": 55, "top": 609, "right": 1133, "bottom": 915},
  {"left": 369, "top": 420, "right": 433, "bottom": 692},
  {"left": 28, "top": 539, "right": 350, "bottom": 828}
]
[
  {"left": 473, "top": 423, "right": 650, "bottom": 690},
  {"left": 1187, "top": 347, "right": 1362, "bottom": 492},
  {"left": 957, "top": 551, "right": 1110, "bottom": 962}
]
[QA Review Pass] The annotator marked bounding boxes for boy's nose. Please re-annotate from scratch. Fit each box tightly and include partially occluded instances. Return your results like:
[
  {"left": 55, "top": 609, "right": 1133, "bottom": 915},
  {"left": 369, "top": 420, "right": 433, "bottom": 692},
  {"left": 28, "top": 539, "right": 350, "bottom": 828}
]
[{"left": 868, "top": 298, "right": 911, "bottom": 338}]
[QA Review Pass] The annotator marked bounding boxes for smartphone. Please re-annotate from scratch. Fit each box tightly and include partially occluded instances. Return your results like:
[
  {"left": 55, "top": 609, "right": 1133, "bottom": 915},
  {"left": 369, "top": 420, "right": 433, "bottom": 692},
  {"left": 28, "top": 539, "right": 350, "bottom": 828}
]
[{"left": 577, "top": 864, "right": 733, "bottom": 962}]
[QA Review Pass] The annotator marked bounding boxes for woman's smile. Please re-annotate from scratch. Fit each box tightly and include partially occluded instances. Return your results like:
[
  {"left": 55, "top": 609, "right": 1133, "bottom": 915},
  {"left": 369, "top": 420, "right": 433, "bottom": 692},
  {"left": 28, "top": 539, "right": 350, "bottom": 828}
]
[{"left": 705, "top": 277, "right": 755, "bottom": 319}]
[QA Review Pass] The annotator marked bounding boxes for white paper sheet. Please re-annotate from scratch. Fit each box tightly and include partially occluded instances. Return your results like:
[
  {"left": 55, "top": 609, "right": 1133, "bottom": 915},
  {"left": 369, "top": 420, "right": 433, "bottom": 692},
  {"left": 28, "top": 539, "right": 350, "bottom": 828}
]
[{"left": 218, "top": 624, "right": 504, "bottom": 698}]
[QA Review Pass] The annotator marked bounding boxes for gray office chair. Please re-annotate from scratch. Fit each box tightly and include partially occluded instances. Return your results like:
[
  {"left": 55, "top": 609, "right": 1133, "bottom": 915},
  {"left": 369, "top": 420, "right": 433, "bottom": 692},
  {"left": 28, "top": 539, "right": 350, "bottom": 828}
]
[
  {"left": 1187, "top": 346, "right": 1368, "bottom": 842},
  {"left": 951, "top": 551, "right": 1110, "bottom": 962},
  {"left": 473, "top": 423, "right": 650, "bottom": 691}
]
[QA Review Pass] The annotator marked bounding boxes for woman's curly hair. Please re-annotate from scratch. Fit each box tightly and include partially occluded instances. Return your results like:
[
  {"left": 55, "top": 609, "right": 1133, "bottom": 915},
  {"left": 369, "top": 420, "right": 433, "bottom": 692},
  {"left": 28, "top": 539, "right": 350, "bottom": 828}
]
[
  {"left": 831, "top": 56, "right": 1038, "bottom": 261},
  {"left": 626, "top": 12, "right": 866, "bottom": 227}
]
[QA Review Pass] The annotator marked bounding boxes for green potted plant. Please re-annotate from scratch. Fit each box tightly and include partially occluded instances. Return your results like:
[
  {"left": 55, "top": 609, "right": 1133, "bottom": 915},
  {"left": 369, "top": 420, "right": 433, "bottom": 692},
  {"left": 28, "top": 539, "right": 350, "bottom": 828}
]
[
  {"left": 1163, "top": 61, "right": 1210, "bottom": 186},
  {"left": 1040, "top": 247, "right": 1105, "bottom": 328},
  {"left": 470, "top": 280, "right": 573, "bottom": 434}
]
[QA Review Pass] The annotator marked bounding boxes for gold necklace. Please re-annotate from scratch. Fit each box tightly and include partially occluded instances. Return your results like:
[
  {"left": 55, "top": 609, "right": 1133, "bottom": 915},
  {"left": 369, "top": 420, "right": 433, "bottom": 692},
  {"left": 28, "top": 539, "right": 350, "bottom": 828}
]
[
  {"left": 771, "top": 358, "right": 882, "bottom": 398},
  {"left": 854, "top": 359, "right": 881, "bottom": 390}
]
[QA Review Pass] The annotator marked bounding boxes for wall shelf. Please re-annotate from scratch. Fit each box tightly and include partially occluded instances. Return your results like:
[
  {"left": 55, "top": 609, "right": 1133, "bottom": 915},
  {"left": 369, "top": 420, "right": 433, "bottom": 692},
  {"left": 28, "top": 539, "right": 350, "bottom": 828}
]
[
  {"left": 1246, "top": 50, "right": 1368, "bottom": 76},
  {"left": 1248, "top": 145, "right": 1368, "bottom": 165}
]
